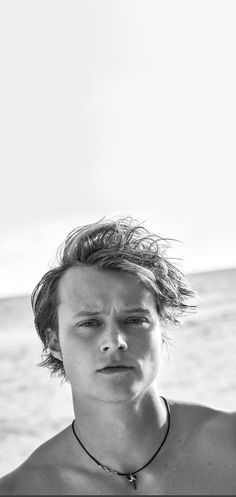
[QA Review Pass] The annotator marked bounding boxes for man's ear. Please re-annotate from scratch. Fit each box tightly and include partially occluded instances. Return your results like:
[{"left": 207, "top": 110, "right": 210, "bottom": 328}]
[{"left": 47, "top": 329, "right": 63, "bottom": 361}]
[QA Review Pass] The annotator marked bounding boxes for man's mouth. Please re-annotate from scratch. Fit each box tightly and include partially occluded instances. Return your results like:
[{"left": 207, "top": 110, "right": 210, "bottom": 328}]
[{"left": 97, "top": 366, "right": 133, "bottom": 374}]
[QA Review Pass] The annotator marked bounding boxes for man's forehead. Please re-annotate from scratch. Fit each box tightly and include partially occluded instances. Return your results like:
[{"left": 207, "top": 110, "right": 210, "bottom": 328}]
[
  {"left": 58, "top": 265, "right": 155, "bottom": 308},
  {"left": 59, "top": 265, "right": 144, "bottom": 289}
]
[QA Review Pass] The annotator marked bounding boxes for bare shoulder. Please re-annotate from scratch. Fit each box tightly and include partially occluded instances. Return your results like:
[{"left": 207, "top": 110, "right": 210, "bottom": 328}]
[
  {"left": 168, "top": 396, "right": 236, "bottom": 428},
  {"left": 0, "top": 462, "right": 39, "bottom": 496},
  {"left": 168, "top": 397, "right": 236, "bottom": 452},
  {"left": 0, "top": 455, "right": 47, "bottom": 496},
  {"left": 199, "top": 403, "right": 236, "bottom": 448},
  {"left": 0, "top": 425, "right": 72, "bottom": 495}
]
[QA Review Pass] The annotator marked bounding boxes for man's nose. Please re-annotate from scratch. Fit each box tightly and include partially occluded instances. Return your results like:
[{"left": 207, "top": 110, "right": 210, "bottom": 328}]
[{"left": 100, "top": 324, "right": 128, "bottom": 352}]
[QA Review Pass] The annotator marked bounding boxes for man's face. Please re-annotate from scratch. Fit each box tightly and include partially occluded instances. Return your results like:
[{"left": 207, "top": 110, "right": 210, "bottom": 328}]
[{"left": 53, "top": 265, "right": 163, "bottom": 404}]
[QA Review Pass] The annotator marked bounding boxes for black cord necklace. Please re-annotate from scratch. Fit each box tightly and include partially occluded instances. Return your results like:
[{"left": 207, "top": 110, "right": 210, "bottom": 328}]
[{"left": 71, "top": 396, "right": 170, "bottom": 490}]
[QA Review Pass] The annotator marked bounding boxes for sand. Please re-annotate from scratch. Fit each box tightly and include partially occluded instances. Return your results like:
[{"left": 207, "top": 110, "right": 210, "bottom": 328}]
[{"left": 0, "top": 268, "right": 235, "bottom": 477}]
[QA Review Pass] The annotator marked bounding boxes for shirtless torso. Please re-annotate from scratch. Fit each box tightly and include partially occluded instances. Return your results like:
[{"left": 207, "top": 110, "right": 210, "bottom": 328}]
[{"left": 0, "top": 399, "right": 235, "bottom": 495}]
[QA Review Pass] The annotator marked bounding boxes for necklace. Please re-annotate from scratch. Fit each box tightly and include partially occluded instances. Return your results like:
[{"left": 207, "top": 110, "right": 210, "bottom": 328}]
[{"left": 71, "top": 396, "right": 170, "bottom": 491}]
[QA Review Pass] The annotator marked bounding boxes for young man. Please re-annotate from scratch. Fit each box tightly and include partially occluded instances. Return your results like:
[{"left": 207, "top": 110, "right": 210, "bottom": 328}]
[{"left": 0, "top": 217, "right": 235, "bottom": 495}]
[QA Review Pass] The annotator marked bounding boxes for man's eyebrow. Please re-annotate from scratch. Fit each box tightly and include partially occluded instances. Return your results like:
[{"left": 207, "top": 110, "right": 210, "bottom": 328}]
[
  {"left": 123, "top": 307, "right": 152, "bottom": 314},
  {"left": 73, "top": 311, "right": 102, "bottom": 318},
  {"left": 73, "top": 307, "right": 152, "bottom": 318}
]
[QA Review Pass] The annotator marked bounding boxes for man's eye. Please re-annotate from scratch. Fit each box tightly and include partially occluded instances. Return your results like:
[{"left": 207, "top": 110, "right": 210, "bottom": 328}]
[
  {"left": 125, "top": 317, "right": 148, "bottom": 325},
  {"left": 77, "top": 320, "right": 100, "bottom": 327}
]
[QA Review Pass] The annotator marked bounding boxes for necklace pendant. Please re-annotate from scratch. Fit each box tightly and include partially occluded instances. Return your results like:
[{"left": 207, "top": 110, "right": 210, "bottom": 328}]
[{"left": 127, "top": 474, "right": 137, "bottom": 490}]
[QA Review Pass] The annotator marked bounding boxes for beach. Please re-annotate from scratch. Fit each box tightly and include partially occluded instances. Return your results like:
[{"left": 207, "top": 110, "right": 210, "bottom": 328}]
[{"left": 0, "top": 267, "right": 236, "bottom": 477}]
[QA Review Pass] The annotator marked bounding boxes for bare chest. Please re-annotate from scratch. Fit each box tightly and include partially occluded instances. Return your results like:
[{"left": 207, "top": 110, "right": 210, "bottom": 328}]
[
  {"left": 36, "top": 454, "right": 236, "bottom": 496},
  {"left": 161, "top": 435, "right": 236, "bottom": 495},
  {"left": 16, "top": 431, "right": 236, "bottom": 496}
]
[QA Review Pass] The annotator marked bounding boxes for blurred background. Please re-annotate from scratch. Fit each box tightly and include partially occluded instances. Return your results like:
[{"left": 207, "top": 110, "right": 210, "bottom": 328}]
[{"left": 0, "top": 0, "right": 235, "bottom": 477}]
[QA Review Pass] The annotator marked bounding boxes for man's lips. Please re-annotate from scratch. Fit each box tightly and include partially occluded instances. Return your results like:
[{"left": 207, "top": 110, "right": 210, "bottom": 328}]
[
  {"left": 97, "top": 365, "right": 134, "bottom": 374},
  {"left": 97, "top": 362, "right": 133, "bottom": 370}
]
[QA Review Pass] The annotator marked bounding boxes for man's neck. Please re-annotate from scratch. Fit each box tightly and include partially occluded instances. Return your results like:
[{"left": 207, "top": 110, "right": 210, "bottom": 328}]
[{"left": 71, "top": 386, "right": 168, "bottom": 473}]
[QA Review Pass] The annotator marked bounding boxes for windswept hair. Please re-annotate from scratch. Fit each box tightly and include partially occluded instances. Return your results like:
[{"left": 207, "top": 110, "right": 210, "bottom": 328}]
[{"left": 31, "top": 216, "right": 197, "bottom": 380}]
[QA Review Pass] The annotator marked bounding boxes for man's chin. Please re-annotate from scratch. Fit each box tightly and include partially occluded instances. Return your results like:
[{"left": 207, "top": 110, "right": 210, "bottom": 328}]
[{"left": 89, "top": 384, "right": 144, "bottom": 404}]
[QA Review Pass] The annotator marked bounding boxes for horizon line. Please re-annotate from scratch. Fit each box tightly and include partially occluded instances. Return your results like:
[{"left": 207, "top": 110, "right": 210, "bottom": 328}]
[{"left": 0, "top": 265, "right": 235, "bottom": 301}]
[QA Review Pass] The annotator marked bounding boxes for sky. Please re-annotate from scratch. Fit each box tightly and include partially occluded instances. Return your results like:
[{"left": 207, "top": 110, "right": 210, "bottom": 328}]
[{"left": 0, "top": 0, "right": 235, "bottom": 297}]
